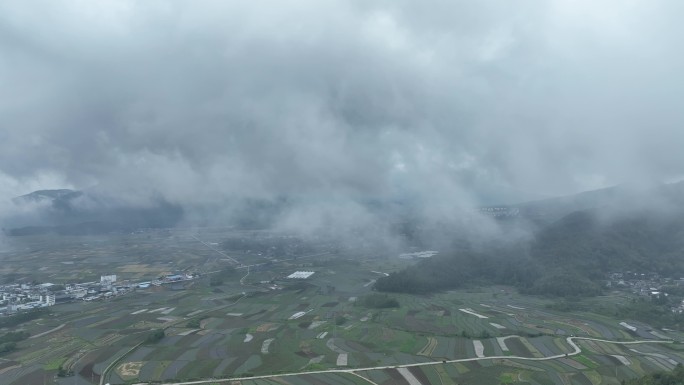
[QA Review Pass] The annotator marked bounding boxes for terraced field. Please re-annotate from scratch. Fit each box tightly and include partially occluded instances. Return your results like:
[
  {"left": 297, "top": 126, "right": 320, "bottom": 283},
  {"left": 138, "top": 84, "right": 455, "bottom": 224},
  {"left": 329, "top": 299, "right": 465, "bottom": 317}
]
[{"left": 3, "top": 231, "right": 684, "bottom": 385}]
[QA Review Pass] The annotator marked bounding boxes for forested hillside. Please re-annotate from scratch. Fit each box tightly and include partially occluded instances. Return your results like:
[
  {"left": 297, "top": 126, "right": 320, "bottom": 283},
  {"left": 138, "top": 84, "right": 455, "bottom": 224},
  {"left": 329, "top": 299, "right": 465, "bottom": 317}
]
[{"left": 376, "top": 183, "right": 684, "bottom": 297}]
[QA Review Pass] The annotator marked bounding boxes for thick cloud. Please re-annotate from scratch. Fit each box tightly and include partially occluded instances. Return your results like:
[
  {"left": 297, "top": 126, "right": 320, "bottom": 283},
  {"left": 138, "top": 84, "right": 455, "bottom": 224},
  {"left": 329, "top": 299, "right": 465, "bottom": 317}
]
[{"left": 1, "top": 0, "right": 683, "bottom": 231}]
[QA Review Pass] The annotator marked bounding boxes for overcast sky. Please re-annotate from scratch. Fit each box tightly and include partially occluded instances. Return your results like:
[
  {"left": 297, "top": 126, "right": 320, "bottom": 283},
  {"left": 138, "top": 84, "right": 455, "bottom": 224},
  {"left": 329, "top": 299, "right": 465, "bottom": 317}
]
[{"left": 1, "top": 0, "right": 684, "bottom": 211}]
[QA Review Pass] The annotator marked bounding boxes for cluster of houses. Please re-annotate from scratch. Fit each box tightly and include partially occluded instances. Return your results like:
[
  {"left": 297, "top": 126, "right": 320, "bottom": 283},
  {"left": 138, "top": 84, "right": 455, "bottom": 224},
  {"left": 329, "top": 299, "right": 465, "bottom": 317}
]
[
  {"left": 0, "top": 272, "right": 198, "bottom": 316},
  {"left": 137, "top": 273, "right": 197, "bottom": 289},
  {"left": 606, "top": 271, "right": 674, "bottom": 295},
  {"left": 478, "top": 207, "right": 520, "bottom": 218},
  {"left": 606, "top": 271, "right": 684, "bottom": 313},
  {"left": 0, "top": 283, "right": 57, "bottom": 312},
  {"left": 0, "top": 274, "right": 133, "bottom": 314}
]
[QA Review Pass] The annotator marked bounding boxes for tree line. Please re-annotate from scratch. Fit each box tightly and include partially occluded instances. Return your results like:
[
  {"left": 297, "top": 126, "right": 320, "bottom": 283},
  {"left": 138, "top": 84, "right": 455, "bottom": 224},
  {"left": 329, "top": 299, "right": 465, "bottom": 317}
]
[
  {"left": 625, "top": 364, "right": 684, "bottom": 385},
  {"left": 376, "top": 208, "right": 684, "bottom": 298},
  {"left": 0, "top": 331, "right": 30, "bottom": 355},
  {"left": 0, "top": 308, "right": 48, "bottom": 329}
]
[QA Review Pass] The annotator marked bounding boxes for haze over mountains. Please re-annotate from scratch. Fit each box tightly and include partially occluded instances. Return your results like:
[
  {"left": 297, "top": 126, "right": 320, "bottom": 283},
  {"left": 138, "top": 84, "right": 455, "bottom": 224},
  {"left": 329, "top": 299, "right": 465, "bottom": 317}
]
[
  {"left": 6, "top": 181, "right": 684, "bottom": 253},
  {"left": 11, "top": 181, "right": 681, "bottom": 296},
  {"left": 2, "top": 2, "right": 684, "bottom": 258},
  {"left": 4, "top": 4, "right": 684, "bottom": 385},
  {"left": 6, "top": 189, "right": 183, "bottom": 236},
  {"left": 375, "top": 181, "right": 684, "bottom": 296}
]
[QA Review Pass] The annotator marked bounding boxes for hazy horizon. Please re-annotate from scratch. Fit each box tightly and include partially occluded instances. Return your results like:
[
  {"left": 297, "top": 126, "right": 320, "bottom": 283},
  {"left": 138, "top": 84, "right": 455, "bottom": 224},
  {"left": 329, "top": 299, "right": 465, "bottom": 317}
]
[{"left": 2, "top": 1, "right": 684, "bottom": 237}]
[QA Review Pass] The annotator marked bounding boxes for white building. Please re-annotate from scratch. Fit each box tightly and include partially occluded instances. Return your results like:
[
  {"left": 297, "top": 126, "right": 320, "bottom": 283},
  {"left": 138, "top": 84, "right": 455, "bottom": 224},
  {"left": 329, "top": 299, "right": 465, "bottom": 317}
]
[
  {"left": 41, "top": 293, "right": 55, "bottom": 306},
  {"left": 70, "top": 288, "right": 87, "bottom": 299},
  {"left": 100, "top": 275, "right": 117, "bottom": 285},
  {"left": 287, "top": 271, "right": 315, "bottom": 279}
]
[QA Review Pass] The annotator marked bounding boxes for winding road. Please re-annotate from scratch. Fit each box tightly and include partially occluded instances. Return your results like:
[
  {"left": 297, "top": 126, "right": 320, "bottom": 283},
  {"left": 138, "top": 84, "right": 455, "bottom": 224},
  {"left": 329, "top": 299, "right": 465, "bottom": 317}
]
[{"left": 129, "top": 336, "right": 675, "bottom": 385}]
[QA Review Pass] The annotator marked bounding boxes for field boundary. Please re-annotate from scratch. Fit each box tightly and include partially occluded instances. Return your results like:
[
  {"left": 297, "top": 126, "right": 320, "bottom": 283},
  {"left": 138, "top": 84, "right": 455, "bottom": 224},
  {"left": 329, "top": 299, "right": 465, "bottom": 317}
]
[{"left": 137, "top": 337, "right": 675, "bottom": 385}]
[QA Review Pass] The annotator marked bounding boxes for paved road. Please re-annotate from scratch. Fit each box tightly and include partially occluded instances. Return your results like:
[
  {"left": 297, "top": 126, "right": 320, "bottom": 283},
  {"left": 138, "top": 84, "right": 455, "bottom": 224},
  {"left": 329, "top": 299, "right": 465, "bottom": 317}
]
[
  {"left": 191, "top": 235, "right": 240, "bottom": 265},
  {"left": 349, "top": 371, "right": 380, "bottom": 385},
  {"left": 29, "top": 323, "right": 65, "bottom": 339},
  {"left": 239, "top": 265, "right": 250, "bottom": 286},
  {"left": 130, "top": 336, "right": 675, "bottom": 385}
]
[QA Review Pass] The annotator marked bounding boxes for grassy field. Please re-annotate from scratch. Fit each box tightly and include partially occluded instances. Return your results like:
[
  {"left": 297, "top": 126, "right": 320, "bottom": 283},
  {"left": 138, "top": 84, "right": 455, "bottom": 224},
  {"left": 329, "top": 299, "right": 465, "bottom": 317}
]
[{"left": 2, "top": 230, "right": 684, "bottom": 384}]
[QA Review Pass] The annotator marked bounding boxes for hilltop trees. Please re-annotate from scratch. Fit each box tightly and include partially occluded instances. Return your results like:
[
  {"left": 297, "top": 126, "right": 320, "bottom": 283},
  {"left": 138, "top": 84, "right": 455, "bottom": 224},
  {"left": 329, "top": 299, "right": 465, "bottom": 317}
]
[
  {"left": 376, "top": 207, "right": 684, "bottom": 298},
  {"left": 374, "top": 249, "right": 539, "bottom": 295}
]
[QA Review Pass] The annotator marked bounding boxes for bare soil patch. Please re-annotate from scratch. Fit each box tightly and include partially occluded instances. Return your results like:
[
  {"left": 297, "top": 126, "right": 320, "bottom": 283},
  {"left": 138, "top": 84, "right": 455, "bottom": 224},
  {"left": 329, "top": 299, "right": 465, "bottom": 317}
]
[
  {"left": 256, "top": 323, "right": 275, "bottom": 332},
  {"left": 116, "top": 361, "right": 144, "bottom": 379}
]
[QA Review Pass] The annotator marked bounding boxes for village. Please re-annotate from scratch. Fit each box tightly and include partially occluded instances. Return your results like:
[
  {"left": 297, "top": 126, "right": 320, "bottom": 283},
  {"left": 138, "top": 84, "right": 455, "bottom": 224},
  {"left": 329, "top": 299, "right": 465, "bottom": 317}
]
[
  {"left": 607, "top": 271, "right": 684, "bottom": 313},
  {"left": 0, "top": 272, "right": 198, "bottom": 315}
]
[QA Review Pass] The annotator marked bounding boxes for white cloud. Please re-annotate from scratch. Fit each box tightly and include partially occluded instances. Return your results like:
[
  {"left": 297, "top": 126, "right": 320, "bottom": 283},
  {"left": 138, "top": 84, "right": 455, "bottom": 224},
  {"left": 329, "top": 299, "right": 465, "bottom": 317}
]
[{"left": 0, "top": 0, "right": 682, "bottom": 214}]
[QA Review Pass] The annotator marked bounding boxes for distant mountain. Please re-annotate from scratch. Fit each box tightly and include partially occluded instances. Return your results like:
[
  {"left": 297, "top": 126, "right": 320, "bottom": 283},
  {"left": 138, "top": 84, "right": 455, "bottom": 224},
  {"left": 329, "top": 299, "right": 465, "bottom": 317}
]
[
  {"left": 480, "top": 181, "right": 684, "bottom": 225},
  {"left": 6, "top": 189, "right": 184, "bottom": 236},
  {"left": 12, "top": 189, "right": 83, "bottom": 204}
]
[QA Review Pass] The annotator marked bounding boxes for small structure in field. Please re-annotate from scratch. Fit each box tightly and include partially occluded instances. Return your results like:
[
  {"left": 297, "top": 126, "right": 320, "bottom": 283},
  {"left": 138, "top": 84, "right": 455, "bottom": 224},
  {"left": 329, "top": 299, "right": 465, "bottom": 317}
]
[{"left": 287, "top": 271, "right": 315, "bottom": 279}]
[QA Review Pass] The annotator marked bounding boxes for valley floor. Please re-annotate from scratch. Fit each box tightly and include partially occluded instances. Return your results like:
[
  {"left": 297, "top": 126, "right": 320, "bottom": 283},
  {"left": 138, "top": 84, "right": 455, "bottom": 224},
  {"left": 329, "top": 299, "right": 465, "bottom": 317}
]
[{"left": 2, "top": 230, "right": 684, "bottom": 385}]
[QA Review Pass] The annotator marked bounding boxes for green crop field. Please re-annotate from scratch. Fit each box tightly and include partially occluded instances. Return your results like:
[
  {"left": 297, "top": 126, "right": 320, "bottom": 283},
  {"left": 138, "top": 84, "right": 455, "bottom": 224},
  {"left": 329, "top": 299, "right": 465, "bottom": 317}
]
[{"left": 2, "top": 229, "right": 684, "bottom": 385}]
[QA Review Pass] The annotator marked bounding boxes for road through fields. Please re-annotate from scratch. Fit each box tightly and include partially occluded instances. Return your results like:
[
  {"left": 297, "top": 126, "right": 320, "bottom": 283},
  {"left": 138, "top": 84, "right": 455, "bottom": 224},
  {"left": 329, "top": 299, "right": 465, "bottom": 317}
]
[{"left": 133, "top": 336, "right": 675, "bottom": 385}]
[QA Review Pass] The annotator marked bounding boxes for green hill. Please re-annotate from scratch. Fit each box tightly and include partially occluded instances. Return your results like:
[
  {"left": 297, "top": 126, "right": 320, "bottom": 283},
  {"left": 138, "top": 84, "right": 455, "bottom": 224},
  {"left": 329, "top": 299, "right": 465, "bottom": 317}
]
[{"left": 376, "top": 182, "right": 684, "bottom": 297}]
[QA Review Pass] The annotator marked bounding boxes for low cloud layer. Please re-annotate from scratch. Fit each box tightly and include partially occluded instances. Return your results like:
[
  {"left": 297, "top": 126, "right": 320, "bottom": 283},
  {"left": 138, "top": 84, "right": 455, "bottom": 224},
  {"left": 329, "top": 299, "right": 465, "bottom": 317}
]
[{"left": 1, "top": 1, "right": 684, "bottom": 235}]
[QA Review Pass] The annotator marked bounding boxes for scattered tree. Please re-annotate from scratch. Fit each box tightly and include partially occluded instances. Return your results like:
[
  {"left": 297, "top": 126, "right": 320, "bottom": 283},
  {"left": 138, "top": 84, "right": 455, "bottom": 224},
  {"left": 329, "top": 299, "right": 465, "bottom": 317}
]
[{"left": 145, "top": 329, "right": 165, "bottom": 343}]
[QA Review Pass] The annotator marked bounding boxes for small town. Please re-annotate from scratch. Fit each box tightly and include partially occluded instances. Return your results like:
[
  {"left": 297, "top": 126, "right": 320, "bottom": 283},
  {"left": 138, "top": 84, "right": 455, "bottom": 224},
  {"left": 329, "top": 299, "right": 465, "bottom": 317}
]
[{"left": 0, "top": 272, "right": 198, "bottom": 315}]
